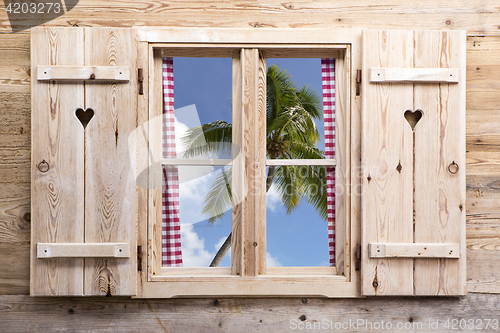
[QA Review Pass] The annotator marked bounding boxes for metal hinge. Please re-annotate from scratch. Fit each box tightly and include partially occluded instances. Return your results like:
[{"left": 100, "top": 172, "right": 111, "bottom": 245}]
[
  {"left": 138, "top": 68, "right": 144, "bottom": 95},
  {"left": 137, "top": 245, "right": 143, "bottom": 272},
  {"left": 356, "top": 70, "right": 362, "bottom": 96},
  {"left": 355, "top": 244, "right": 361, "bottom": 271}
]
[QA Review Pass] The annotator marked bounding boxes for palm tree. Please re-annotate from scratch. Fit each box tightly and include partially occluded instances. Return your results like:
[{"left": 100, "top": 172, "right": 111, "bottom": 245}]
[{"left": 181, "top": 65, "right": 327, "bottom": 266}]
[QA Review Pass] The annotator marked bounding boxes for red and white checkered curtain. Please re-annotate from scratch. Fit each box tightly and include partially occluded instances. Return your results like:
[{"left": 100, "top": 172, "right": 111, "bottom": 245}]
[
  {"left": 321, "top": 58, "right": 336, "bottom": 267},
  {"left": 162, "top": 57, "right": 183, "bottom": 267}
]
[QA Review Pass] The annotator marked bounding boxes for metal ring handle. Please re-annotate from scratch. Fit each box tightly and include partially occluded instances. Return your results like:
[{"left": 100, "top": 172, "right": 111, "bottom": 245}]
[
  {"left": 448, "top": 161, "right": 459, "bottom": 174},
  {"left": 37, "top": 160, "right": 49, "bottom": 173}
]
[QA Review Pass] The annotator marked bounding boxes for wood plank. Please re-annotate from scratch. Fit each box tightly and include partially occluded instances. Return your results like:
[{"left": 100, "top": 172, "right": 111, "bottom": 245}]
[
  {"left": 334, "top": 49, "right": 349, "bottom": 278},
  {"left": 467, "top": 238, "right": 500, "bottom": 293},
  {"left": 265, "top": 159, "right": 336, "bottom": 166},
  {"left": 369, "top": 243, "right": 460, "bottom": 258},
  {"left": 37, "top": 66, "right": 130, "bottom": 81},
  {"left": 0, "top": 33, "right": 30, "bottom": 67},
  {"left": 467, "top": 65, "right": 500, "bottom": 91},
  {"left": 369, "top": 68, "right": 459, "bottom": 83},
  {"left": 231, "top": 51, "right": 243, "bottom": 276},
  {"left": 30, "top": 27, "right": 85, "bottom": 296},
  {"left": 467, "top": 109, "right": 500, "bottom": 152},
  {"left": 5, "top": 9, "right": 495, "bottom": 34},
  {"left": 141, "top": 27, "right": 362, "bottom": 44},
  {"left": 0, "top": 34, "right": 31, "bottom": 92},
  {"left": 0, "top": 243, "right": 29, "bottom": 295},
  {"left": 266, "top": 267, "right": 337, "bottom": 276},
  {"left": 149, "top": 49, "right": 163, "bottom": 277},
  {"left": 0, "top": 1, "right": 498, "bottom": 35},
  {"left": 0, "top": 92, "right": 30, "bottom": 149},
  {"left": 0, "top": 148, "right": 30, "bottom": 183},
  {"left": 256, "top": 51, "right": 266, "bottom": 275},
  {"left": 241, "top": 49, "right": 259, "bottom": 277},
  {"left": 467, "top": 175, "right": 500, "bottom": 224},
  {"left": 84, "top": 28, "right": 137, "bottom": 296},
  {"left": 413, "top": 31, "right": 466, "bottom": 296},
  {"left": 361, "top": 30, "right": 414, "bottom": 296},
  {"left": 37, "top": 243, "right": 130, "bottom": 258},
  {"left": 467, "top": 151, "right": 500, "bottom": 176},
  {"left": 136, "top": 40, "right": 149, "bottom": 297},
  {"left": 0, "top": 65, "right": 30, "bottom": 82},
  {"left": 0, "top": 182, "right": 30, "bottom": 244},
  {"left": 3, "top": 293, "right": 500, "bottom": 332}
]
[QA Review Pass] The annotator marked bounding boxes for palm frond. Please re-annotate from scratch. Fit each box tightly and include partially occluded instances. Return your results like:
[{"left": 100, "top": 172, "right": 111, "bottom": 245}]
[
  {"left": 202, "top": 167, "right": 232, "bottom": 223},
  {"left": 273, "top": 165, "right": 306, "bottom": 214},
  {"left": 303, "top": 166, "right": 328, "bottom": 221},
  {"left": 181, "top": 121, "right": 232, "bottom": 158},
  {"left": 296, "top": 85, "right": 323, "bottom": 120},
  {"left": 284, "top": 141, "right": 325, "bottom": 160}
]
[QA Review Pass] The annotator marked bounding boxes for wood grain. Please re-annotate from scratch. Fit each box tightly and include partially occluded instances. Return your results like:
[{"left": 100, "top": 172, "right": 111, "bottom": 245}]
[
  {"left": 231, "top": 51, "right": 243, "bottom": 276},
  {"left": 136, "top": 40, "right": 149, "bottom": 297},
  {"left": 0, "top": 92, "right": 31, "bottom": 149},
  {"left": 0, "top": 244, "right": 30, "bottom": 295},
  {"left": 0, "top": 148, "right": 30, "bottom": 183},
  {"left": 1, "top": 0, "right": 500, "bottom": 34},
  {"left": 413, "top": 31, "right": 466, "bottom": 296},
  {"left": 149, "top": 49, "right": 163, "bottom": 277},
  {"left": 1, "top": 3, "right": 500, "bottom": 302},
  {"left": 361, "top": 30, "right": 414, "bottom": 296},
  {"left": 369, "top": 243, "right": 460, "bottom": 258},
  {"left": 2, "top": 293, "right": 500, "bottom": 332},
  {"left": 369, "top": 67, "right": 459, "bottom": 83},
  {"left": 257, "top": 52, "right": 266, "bottom": 275},
  {"left": 0, "top": 33, "right": 30, "bottom": 67},
  {"left": 37, "top": 65, "right": 130, "bottom": 81},
  {"left": 30, "top": 27, "right": 85, "bottom": 296},
  {"left": 241, "top": 49, "right": 259, "bottom": 277},
  {"left": 37, "top": 243, "right": 130, "bottom": 258},
  {"left": 334, "top": 49, "right": 349, "bottom": 278},
  {"left": 0, "top": 182, "right": 30, "bottom": 244},
  {"left": 84, "top": 28, "right": 137, "bottom": 296}
]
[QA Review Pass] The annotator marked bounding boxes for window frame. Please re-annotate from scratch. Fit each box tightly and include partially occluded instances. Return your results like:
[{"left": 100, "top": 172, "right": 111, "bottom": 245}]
[{"left": 136, "top": 28, "right": 362, "bottom": 298}]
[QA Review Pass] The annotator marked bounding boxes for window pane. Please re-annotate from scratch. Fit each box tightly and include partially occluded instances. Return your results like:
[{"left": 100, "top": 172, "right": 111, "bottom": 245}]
[
  {"left": 160, "top": 56, "right": 233, "bottom": 268},
  {"left": 266, "top": 165, "right": 332, "bottom": 267},
  {"left": 164, "top": 57, "right": 233, "bottom": 160},
  {"left": 265, "top": 58, "right": 336, "bottom": 268},
  {"left": 163, "top": 165, "right": 232, "bottom": 267},
  {"left": 265, "top": 58, "right": 326, "bottom": 159}
]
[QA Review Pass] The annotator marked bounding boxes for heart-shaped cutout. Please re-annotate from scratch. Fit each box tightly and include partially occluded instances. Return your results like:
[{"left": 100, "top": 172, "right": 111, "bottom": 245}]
[
  {"left": 404, "top": 109, "right": 422, "bottom": 131},
  {"left": 75, "top": 108, "right": 94, "bottom": 129}
]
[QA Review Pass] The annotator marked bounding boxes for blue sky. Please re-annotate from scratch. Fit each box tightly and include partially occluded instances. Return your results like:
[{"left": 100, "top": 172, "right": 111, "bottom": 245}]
[{"left": 171, "top": 57, "right": 330, "bottom": 268}]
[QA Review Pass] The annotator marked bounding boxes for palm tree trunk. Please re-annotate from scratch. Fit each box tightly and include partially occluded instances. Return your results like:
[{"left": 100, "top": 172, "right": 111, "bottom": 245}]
[
  {"left": 209, "top": 232, "right": 232, "bottom": 267},
  {"left": 266, "top": 165, "right": 276, "bottom": 192},
  {"left": 209, "top": 166, "right": 276, "bottom": 267}
]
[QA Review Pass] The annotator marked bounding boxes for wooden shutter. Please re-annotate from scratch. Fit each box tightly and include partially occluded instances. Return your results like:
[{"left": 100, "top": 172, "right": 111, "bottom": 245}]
[
  {"left": 31, "top": 27, "right": 138, "bottom": 296},
  {"left": 361, "top": 30, "right": 466, "bottom": 296}
]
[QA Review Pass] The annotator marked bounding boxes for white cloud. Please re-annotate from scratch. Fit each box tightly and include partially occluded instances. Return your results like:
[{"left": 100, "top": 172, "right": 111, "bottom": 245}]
[
  {"left": 266, "top": 252, "right": 283, "bottom": 267},
  {"left": 180, "top": 224, "right": 214, "bottom": 267},
  {"left": 266, "top": 184, "right": 282, "bottom": 212}
]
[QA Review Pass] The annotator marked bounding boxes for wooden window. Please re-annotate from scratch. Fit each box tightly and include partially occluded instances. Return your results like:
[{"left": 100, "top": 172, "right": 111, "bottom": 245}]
[{"left": 31, "top": 27, "right": 466, "bottom": 297}]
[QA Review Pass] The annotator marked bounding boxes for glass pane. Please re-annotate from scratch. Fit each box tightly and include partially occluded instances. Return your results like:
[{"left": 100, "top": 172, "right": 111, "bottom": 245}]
[
  {"left": 265, "top": 58, "right": 326, "bottom": 159},
  {"left": 264, "top": 58, "right": 336, "bottom": 268},
  {"left": 266, "top": 165, "right": 332, "bottom": 267},
  {"left": 162, "top": 165, "right": 232, "bottom": 267},
  {"left": 163, "top": 57, "right": 233, "bottom": 160},
  {"left": 160, "top": 57, "right": 233, "bottom": 268}
]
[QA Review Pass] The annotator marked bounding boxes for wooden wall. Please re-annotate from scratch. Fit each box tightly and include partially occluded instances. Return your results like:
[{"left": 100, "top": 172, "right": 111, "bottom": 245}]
[{"left": 1, "top": 1, "right": 500, "bottom": 331}]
